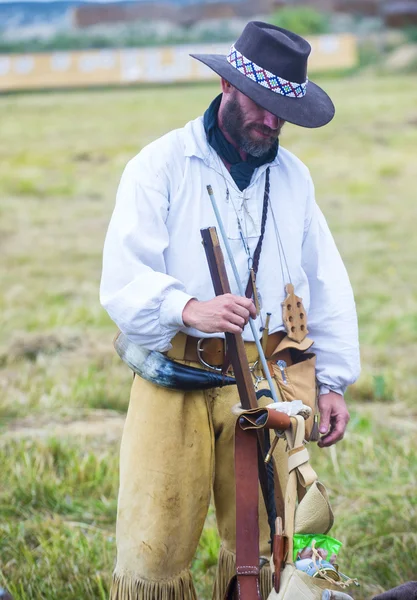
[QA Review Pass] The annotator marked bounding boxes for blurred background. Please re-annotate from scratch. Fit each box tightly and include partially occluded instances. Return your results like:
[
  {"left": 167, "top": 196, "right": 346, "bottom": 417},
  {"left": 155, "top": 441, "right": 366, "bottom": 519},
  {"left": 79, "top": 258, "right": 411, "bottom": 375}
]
[{"left": 1, "top": 1, "right": 417, "bottom": 599}]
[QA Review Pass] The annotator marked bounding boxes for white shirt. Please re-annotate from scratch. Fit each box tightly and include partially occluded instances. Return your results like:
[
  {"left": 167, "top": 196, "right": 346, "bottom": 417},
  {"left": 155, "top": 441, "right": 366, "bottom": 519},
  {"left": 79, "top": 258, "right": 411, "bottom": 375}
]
[{"left": 100, "top": 116, "right": 360, "bottom": 395}]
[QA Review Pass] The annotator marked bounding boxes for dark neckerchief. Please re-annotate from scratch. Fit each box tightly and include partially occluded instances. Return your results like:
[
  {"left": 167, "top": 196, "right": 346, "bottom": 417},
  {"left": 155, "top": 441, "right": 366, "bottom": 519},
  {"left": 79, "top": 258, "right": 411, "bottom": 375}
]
[{"left": 203, "top": 94, "right": 278, "bottom": 191}]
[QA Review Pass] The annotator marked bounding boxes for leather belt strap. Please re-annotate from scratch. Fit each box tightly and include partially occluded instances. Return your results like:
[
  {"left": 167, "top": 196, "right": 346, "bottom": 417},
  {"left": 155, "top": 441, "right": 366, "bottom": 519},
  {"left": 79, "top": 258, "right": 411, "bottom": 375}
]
[
  {"left": 234, "top": 420, "right": 262, "bottom": 600},
  {"left": 233, "top": 408, "right": 291, "bottom": 599},
  {"left": 167, "top": 331, "right": 286, "bottom": 366}
]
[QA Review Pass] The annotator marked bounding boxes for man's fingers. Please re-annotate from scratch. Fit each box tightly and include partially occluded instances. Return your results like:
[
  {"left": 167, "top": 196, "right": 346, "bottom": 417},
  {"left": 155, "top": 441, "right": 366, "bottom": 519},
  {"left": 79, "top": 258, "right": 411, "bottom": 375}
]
[
  {"left": 317, "top": 392, "right": 350, "bottom": 448},
  {"left": 231, "top": 304, "right": 250, "bottom": 322},
  {"left": 318, "top": 416, "right": 348, "bottom": 447},
  {"left": 222, "top": 321, "right": 244, "bottom": 334},
  {"left": 318, "top": 429, "right": 343, "bottom": 447},
  {"left": 234, "top": 296, "right": 257, "bottom": 319},
  {"left": 318, "top": 403, "right": 331, "bottom": 435},
  {"left": 227, "top": 312, "right": 246, "bottom": 328},
  {"left": 182, "top": 294, "right": 257, "bottom": 334}
]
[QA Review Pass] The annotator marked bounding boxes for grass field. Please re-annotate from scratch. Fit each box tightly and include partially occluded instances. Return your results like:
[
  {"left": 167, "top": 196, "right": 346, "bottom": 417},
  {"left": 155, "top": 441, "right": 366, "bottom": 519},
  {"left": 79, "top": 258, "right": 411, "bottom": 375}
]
[{"left": 1, "top": 74, "right": 417, "bottom": 599}]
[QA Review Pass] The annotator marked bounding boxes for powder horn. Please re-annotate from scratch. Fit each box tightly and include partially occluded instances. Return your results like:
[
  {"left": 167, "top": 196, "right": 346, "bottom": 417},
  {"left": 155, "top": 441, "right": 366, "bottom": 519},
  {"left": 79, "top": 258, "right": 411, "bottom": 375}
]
[{"left": 114, "top": 331, "right": 236, "bottom": 391}]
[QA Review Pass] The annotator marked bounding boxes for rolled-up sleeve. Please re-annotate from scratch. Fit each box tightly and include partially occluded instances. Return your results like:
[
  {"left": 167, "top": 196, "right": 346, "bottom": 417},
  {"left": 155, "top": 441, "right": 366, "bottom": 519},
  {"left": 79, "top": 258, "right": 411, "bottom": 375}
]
[
  {"left": 302, "top": 175, "right": 361, "bottom": 395},
  {"left": 100, "top": 151, "right": 194, "bottom": 351}
]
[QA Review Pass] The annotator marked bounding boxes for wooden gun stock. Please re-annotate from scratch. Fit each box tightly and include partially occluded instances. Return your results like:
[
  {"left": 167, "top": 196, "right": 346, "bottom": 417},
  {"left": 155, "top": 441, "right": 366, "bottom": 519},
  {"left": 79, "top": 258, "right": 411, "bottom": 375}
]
[
  {"left": 200, "top": 226, "right": 286, "bottom": 510},
  {"left": 201, "top": 226, "right": 291, "bottom": 599},
  {"left": 200, "top": 228, "right": 260, "bottom": 412}
]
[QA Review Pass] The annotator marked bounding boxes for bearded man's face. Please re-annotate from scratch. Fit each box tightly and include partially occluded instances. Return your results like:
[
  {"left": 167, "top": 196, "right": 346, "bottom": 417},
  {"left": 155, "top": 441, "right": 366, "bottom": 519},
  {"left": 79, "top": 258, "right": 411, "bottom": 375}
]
[{"left": 221, "top": 88, "right": 285, "bottom": 157}]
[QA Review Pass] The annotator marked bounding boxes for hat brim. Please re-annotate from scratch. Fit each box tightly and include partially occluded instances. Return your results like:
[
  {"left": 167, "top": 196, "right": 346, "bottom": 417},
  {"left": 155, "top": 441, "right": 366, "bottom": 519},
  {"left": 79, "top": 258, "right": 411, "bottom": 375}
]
[{"left": 190, "top": 53, "right": 335, "bottom": 129}]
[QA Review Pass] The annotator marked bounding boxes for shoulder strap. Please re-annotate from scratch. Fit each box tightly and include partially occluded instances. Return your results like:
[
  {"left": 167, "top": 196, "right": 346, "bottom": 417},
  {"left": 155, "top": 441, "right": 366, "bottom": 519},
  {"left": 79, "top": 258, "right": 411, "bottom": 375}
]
[
  {"left": 232, "top": 407, "right": 291, "bottom": 599},
  {"left": 283, "top": 416, "right": 318, "bottom": 565},
  {"left": 234, "top": 421, "right": 262, "bottom": 599}
]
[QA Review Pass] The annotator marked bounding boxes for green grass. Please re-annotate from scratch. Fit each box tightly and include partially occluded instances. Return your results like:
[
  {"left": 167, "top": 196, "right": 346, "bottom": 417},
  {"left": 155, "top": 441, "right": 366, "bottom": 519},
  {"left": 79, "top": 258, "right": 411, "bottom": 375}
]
[
  {"left": 1, "top": 75, "right": 417, "bottom": 599},
  {"left": 310, "top": 414, "right": 417, "bottom": 596}
]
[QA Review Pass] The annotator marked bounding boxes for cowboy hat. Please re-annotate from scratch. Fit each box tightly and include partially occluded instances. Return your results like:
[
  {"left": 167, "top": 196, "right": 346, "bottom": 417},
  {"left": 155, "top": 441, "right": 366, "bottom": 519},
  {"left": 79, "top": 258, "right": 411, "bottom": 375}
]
[{"left": 190, "top": 21, "right": 335, "bottom": 128}]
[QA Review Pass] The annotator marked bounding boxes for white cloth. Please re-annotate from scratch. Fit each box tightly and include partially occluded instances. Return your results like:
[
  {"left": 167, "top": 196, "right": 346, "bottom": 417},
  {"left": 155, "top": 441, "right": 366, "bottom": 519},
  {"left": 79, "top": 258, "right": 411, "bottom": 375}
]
[{"left": 100, "top": 116, "right": 360, "bottom": 395}]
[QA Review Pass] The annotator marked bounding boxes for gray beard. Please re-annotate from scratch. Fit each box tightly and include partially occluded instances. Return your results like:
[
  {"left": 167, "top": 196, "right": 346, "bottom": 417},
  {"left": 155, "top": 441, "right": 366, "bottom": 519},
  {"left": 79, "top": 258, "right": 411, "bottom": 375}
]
[
  {"left": 238, "top": 133, "right": 275, "bottom": 157},
  {"left": 221, "top": 96, "right": 279, "bottom": 157}
]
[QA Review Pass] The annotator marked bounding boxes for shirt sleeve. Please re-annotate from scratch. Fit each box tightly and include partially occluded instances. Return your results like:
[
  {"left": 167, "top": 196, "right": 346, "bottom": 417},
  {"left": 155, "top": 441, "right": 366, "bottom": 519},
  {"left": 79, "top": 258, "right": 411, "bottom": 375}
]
[
  {"left": 302, "top": 174, "right": 361, "bottom": 395},
  {"left": 100, "top": 151, "right": 194, "bottom": 352}
]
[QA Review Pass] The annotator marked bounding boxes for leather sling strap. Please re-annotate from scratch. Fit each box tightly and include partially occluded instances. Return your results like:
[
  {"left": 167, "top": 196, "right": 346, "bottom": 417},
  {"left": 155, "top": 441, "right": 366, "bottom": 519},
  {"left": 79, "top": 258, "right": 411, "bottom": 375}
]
[
  {"left": 233, "top": 413, "right": 317, "bottom": 598},
  {"left": 233, "top": 408, "right": 291, "bottom": 600},
  {"left": 234, "top": 419, "right": 262, "bottom": 600}
]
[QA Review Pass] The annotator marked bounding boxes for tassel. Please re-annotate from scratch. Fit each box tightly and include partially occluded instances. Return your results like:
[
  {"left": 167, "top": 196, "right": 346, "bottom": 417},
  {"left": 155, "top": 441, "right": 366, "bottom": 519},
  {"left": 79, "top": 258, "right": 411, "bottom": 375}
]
[
  {"left": 111, "top": 569, "right": 197, "bottom": 600},
  {"left": 260, "top": 562, "right": 274, "bottom": 599},
  {"left": 212, "top": 546, "right": 236, "bottom": 600},
  {"left": 212, "top": 546, "right": 273, "bottom": 600},
  {"left": 309, "top": 416, "right": 320, "bottom": 443}
]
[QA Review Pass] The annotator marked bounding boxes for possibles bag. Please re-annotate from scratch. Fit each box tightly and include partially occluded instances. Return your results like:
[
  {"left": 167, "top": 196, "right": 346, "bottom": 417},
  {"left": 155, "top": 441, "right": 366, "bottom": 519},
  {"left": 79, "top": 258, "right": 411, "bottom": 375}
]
[
  {"left": 268, "top": 415, "right": 355, "bottom": 600},
  {"left": 269, "top": 335, "right": 318, "bottom": 441}
]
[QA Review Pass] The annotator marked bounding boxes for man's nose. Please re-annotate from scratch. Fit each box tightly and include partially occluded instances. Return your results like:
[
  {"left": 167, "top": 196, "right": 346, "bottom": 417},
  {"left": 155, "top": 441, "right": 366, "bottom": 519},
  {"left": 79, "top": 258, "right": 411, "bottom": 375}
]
[{"left": 262, "top": 111, "right": 280, "bottom": 130}]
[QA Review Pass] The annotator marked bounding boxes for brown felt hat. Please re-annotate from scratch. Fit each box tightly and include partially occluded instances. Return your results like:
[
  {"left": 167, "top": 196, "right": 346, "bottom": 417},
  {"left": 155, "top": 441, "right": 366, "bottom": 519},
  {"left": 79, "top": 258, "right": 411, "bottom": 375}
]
[{"left": 191, "top": 21, "right": 335, "bottom": 128}]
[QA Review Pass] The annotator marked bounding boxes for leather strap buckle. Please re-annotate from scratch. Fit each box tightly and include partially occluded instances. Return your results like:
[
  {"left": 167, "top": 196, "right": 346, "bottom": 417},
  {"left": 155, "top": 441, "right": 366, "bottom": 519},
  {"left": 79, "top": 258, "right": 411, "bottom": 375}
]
[{"left": 196, "top": 338, "right": 224, "bottom": 372}]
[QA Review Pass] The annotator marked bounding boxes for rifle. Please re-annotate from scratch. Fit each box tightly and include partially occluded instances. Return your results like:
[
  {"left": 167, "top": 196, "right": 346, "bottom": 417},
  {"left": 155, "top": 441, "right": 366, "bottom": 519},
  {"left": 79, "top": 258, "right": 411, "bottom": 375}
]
[
  {"left": 200, "top": 226, "right": 270, "bottom": 487},
  {"left": 201, "top": 226, "right": 289, "bottom": 599}
]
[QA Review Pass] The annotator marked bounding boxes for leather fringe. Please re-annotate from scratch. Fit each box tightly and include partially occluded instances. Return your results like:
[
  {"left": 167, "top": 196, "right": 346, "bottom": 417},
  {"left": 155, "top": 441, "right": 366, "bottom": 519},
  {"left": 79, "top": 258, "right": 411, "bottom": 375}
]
[
  {"left": 259, "top": 563, "right": 274, "bottom": 599},
  {"left": 110, "top": 570, "right": 197, "bottom": 600},
  {"left": 212, "top": 546, "right": 273, "bottom": 600},
  {"left": 212, "top": 546, "right": 235, "bottom": 600}
]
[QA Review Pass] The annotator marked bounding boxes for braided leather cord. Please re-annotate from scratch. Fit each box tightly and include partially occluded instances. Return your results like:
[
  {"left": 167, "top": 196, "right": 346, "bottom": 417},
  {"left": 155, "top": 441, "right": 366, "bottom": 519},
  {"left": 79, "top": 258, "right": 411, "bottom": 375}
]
[
  {"left": 245, "top": 167, "right": 270, "bottom": 298},
  {"left": 252, "top": 167, "right": 270, "bottom": 276}
]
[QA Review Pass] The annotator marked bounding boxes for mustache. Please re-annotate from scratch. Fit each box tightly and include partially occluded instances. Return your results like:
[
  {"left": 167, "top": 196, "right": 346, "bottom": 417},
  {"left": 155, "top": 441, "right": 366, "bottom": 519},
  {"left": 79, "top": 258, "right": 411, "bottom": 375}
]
[{"left": 249, "top": 123, "right": 281, "bottom": 136}]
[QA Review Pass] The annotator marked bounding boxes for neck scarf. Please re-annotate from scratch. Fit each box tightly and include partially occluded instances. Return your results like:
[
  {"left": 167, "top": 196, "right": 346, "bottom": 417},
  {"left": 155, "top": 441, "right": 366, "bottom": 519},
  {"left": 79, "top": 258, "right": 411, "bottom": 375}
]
[{"left": 203, "top": 94, "right": 278, "bottom": 191}]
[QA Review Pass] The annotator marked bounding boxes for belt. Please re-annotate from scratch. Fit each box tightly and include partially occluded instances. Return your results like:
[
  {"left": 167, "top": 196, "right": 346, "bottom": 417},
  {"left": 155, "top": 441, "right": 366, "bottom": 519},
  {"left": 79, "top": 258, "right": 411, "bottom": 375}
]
[{"left": 166, "top": 331, "right": 289, "bottom": 367}]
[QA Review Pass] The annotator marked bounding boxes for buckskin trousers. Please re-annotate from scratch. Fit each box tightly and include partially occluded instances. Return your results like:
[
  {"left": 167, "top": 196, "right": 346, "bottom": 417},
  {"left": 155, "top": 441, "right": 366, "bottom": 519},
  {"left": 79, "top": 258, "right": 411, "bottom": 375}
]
[{"left": 110, "top": 365, "right": 288, "bottom": 600}]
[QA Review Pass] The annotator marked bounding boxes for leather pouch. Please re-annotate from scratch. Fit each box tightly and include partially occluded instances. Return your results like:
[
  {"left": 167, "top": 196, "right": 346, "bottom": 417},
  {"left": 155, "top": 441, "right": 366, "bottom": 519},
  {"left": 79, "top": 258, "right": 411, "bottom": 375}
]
[
  {"left": 295, "top": 481, "right": 334, "bottom": 535},
  {"left": 267, "top": 564, "right": 354, "bottom": 600},
  {"left": 268, "top": 416, "right": 355, "bottom": 600},
  {"left": 232, "top": 405, "right": 291, "bottom": 432},
  {"left": 269, "top": 336, "right": 318, "bottom": 441}
]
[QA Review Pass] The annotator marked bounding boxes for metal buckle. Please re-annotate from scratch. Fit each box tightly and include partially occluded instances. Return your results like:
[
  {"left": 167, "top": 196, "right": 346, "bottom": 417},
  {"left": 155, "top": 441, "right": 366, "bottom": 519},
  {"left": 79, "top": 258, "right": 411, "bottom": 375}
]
[
  {"left": 196, "top": 338, "right": 223, "bottom": 372},
  {"left": 249, "top": 360, "right": 265, "bottom": 390},
  {"left": 196, "top": 340, "right": 267, "bottom": 387}
]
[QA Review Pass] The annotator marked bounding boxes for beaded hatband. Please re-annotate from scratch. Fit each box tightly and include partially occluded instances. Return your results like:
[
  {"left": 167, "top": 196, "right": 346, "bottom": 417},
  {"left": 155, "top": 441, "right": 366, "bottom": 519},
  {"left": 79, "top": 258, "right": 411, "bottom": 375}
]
[{"left": 227, "top": 45, "right": 308, "bottom": 98}]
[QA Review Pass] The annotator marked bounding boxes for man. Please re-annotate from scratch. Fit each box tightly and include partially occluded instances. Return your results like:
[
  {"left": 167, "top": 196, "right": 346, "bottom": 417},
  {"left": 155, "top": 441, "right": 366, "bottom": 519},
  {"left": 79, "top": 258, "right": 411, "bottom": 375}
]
[{"left": 100, "top": 21, "right": 360, "bottom": 600}]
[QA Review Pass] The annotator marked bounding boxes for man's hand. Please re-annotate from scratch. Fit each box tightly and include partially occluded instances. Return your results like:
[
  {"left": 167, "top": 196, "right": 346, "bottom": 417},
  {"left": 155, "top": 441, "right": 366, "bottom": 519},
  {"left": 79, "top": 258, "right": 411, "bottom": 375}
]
[
  {"left": 317, "top": 391, "right": 350, "bottom": 448},
  {"left": 182, "top": 294, "right": 257, "bottom": 334}
]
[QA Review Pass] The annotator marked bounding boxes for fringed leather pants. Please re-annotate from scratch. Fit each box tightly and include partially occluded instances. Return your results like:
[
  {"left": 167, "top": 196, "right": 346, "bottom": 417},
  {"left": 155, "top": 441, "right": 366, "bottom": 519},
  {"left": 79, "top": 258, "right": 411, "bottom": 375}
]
[{"left": 110, "top": 364, "right": 288, "bottom": 600}]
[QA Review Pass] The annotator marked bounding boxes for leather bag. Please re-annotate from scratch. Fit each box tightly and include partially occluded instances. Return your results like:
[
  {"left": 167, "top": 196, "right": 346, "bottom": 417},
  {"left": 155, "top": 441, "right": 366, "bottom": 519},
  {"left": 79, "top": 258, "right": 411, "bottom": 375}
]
[
  {"left": 267, "top": 416, "right": 354, "bottom": 600},
  {"left": 269, "top": 335, "right": 319, "bottom": 441}
]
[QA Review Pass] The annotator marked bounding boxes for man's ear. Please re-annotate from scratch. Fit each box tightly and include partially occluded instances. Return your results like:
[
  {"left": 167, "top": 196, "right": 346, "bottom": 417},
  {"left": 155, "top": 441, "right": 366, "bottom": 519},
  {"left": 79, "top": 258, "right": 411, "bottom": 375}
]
[{"left": 221, "top": 78, "right": 233, "bottom": 94}]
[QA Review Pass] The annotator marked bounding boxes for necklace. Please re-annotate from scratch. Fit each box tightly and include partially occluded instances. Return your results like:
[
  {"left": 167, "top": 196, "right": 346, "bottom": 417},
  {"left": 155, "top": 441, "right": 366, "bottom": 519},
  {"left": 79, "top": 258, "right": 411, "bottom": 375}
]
[
  {"left": 227, "top": 188, "right": 252, "bottom": 267},
  {"left": 214, "top": 155, "right": 271, "bottom": 317},
  {"left": 211, "top": 153, "right": 308, "bottom": 343},
  {"left": 269, "top": 198, "right": 309, "bottom": 343},
  {"left": 212, "top": 151, "right": 256, "bottom": 271}
]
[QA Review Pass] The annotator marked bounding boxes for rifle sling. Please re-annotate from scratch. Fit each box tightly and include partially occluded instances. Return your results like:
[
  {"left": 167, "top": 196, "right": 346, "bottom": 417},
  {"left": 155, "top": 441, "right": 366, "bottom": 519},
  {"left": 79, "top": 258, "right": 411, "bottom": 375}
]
[{"left": 235, "top": 421, "right": 262, "bottom": 599}]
